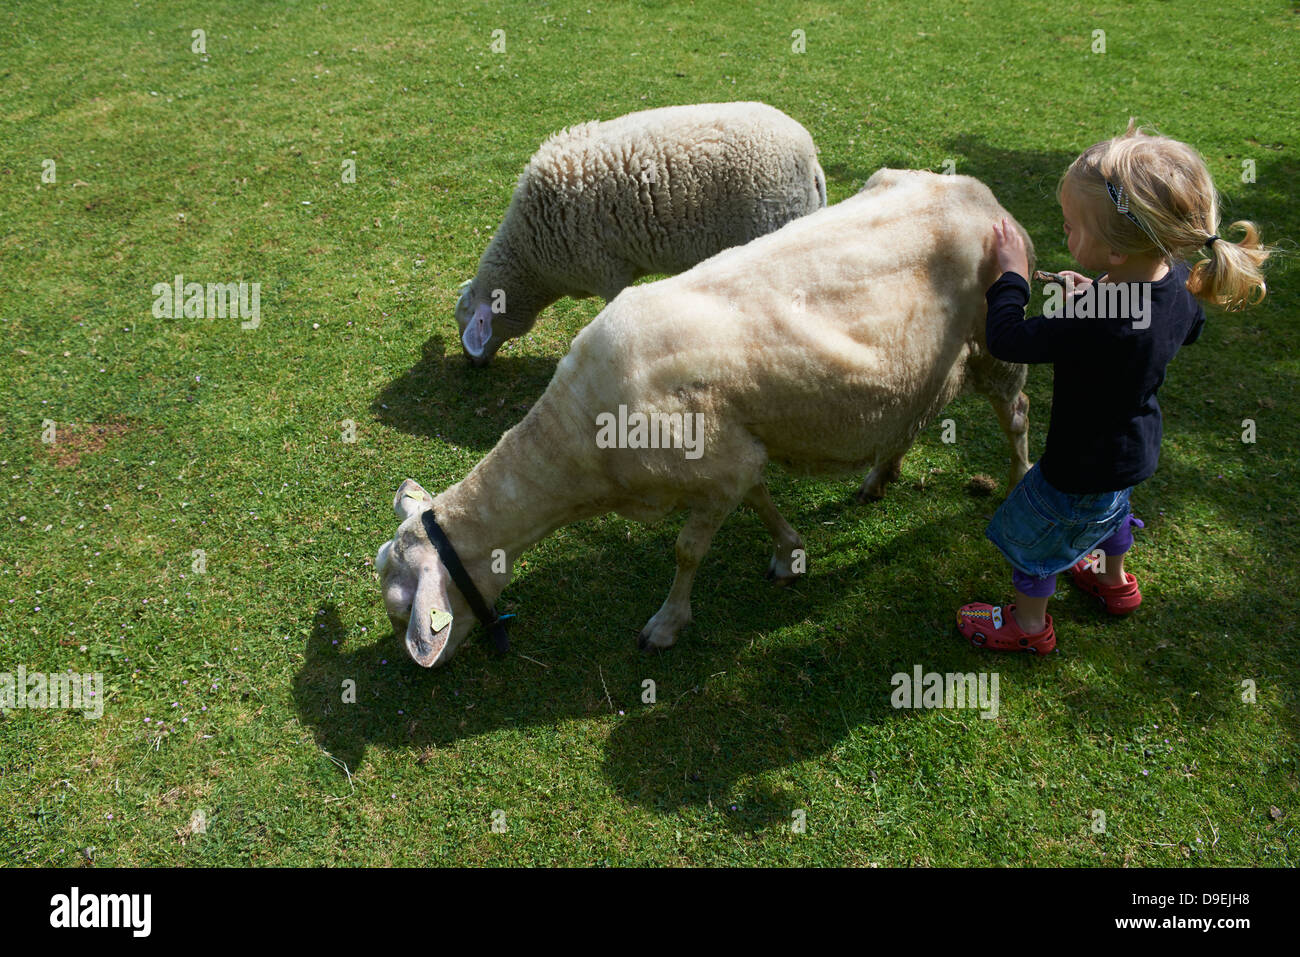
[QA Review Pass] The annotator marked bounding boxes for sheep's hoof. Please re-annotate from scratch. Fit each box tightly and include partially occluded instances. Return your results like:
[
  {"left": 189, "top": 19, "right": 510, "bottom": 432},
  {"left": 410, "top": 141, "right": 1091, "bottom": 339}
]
[
  {"left": 637, "top": 614, "right": 683, "bottom": 652},
  {"left": 765, "top": 557, "right": 801, "bottom": 586},
  {"left": 636, "top": 629, "right": 675, "bottom": 653},
  {"left": 854, "top": 483, "right": 886, "bottom": 504}
]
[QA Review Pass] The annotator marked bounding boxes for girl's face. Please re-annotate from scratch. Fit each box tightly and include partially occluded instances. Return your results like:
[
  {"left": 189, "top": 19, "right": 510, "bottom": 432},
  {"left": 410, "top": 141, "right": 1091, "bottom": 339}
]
[{"left": 1059, "top": 184, "right": 1111, "bottom": 272}]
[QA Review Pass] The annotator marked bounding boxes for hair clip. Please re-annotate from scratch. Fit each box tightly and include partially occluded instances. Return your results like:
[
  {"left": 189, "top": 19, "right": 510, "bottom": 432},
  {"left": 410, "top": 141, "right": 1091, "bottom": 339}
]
[
  {"left": 1105, "top": 179, "right": 1159, "bottom": 245},
  {"left": 1106, "top": 180, "right": 1131, "bottom": 214}
]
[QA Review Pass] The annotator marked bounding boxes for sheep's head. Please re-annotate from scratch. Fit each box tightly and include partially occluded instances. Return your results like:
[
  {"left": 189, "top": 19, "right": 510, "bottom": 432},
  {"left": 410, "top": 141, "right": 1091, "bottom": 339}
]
[
  {"left": 375, "top": 479, "right": 476, "bottom": 667},
  {"left": 455, "top": 283, "right": 507, "bottom": 368}
]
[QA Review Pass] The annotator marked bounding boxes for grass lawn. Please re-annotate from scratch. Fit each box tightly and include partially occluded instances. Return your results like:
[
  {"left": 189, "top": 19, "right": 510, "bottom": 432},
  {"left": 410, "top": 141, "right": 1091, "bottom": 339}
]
[{"left": 1, "top": 0, "right": 1296, "bottom": 866}]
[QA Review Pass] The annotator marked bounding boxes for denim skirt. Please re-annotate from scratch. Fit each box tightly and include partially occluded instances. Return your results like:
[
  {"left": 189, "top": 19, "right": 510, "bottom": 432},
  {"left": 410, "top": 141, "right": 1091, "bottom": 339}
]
[{"left": 985, "top": 463, "right": 1134, "bottom": 578}]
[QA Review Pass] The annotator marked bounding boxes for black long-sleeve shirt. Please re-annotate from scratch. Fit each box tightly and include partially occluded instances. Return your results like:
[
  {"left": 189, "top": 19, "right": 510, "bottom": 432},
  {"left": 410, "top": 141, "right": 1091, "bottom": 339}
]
[{"left": 985, "top": 262, "right": 1206, "bottom": 493}]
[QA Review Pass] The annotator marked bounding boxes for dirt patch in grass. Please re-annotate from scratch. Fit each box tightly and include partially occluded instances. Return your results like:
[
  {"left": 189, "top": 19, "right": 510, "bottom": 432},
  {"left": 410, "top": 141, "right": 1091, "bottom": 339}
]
[
  {"left": 43, "top": 420, "right": 134, "bottom": 468},
  {"left": 965, "top": 474, "right": 999, "bottom": 497}
]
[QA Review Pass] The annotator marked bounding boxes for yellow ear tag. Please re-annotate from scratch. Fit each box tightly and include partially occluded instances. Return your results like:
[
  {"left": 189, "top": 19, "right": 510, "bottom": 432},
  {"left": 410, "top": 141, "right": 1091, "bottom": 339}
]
[
  {"left": 403, "top": 490, "right": 426, "bottom": 502},
  {"left": 429, "top": 609, "right": 453, "bottom": 633}
]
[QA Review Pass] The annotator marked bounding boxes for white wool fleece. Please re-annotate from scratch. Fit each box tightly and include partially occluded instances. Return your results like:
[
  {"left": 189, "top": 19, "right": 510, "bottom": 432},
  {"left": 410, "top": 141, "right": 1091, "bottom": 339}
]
[{"left": 456, "top": 101, "right": 826, "bottom": 364}]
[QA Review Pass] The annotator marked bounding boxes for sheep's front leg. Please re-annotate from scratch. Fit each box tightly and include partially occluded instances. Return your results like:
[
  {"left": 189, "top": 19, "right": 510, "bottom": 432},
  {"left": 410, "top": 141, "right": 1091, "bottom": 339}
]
[
  {"left": 855, "top": 450, "right": 906, "bottom": 503},
  {"left": 991, "top": 391, "right": 1030, "bottom": 491},
  {"left": 638, "top": 502, "right": 733, "bottom": 652},
  {"left": 744, "top": 483, "right": 805, "bottom": 584}
]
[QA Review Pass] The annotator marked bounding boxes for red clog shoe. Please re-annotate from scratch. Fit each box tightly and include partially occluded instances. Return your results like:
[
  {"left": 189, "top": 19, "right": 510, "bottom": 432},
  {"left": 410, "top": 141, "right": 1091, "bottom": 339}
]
[
  {"left": 956, "top": 602, "right": 1056, "bottom": 655},
  {"left": 1069, "top": 559, "right": 1142, "bottom": 615}
]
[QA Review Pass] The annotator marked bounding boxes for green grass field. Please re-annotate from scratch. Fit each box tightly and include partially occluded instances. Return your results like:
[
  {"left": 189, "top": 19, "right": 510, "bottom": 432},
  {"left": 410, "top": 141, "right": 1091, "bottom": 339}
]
[{"left": 1, "top": 0, "right": 1296, "bottom": 866}]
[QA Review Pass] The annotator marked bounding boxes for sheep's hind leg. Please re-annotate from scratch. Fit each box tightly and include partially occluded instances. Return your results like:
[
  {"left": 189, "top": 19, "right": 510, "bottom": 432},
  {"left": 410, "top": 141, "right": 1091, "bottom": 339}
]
[
  {"left": 638, "top": 500, "right": 734, "bottom": 652},
  {"left": 990, "top": 391, "right": 1030, "bottom": 492},
  {"left": 969, "top": 352, "right": 1031, "bottom": 494},
  {"left": 744, "top": 483, "right": 805, "bottom": 584},
  {"left": 855, "top": 450, "right": 907, "bottom": 503}
]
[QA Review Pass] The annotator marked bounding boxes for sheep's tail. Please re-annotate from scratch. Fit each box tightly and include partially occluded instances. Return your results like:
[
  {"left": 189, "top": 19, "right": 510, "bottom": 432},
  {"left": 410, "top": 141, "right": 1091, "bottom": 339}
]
[{"left": 812, "top": 158, "right": 827, "bottom": 208}]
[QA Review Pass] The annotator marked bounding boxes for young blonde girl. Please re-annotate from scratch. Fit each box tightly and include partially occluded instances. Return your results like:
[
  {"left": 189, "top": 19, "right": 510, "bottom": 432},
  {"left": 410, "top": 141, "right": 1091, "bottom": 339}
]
[{"left": 957, "top": 121, "right": 1270, "bottom": 654}]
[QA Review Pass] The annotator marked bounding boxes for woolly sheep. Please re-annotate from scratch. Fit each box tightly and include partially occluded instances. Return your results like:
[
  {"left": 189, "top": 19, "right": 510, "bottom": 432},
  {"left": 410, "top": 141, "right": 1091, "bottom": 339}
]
[
  {"left": 382, "top": 169, "right": 1033, "bottom": 667},
  {"left": 455, "top": 101, "right": 826, "bottom": 365}
]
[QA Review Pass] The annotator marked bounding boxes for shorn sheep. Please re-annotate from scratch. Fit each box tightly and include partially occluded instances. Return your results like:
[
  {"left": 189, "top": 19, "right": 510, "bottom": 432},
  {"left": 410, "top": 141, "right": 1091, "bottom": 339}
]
[
  {"left": 382, "top": 169, "right": 1033, "bottom": 667},
  {"left": 455, "top": 101, "right": 826, "bottom": 365}
]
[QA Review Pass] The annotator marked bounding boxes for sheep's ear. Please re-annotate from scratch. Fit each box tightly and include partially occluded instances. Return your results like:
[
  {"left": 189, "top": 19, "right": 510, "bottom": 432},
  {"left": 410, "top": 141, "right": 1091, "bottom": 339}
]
[
  {"left": 406, "top": 566, "right": 454, "bottom": 667},
  {"left": 394, "top": 479, "right": 432, "bottom": 520},
  {"left": 375, "top": 540, "right": 394, "bottom": 576},
  {"left": 462, "top": 302, "right": 493, "bottom": 358}
]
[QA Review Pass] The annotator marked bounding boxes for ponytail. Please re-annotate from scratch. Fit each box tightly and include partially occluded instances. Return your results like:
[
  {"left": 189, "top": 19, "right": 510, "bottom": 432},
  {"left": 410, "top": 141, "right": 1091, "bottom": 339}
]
[{"left": 1186, "top": 220, "right": 1270, "bottom": 311}]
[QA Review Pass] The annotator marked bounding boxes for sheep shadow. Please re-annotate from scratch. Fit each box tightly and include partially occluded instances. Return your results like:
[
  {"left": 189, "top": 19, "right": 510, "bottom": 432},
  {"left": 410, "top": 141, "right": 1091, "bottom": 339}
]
[
  {"left": 290, "top": 491, "right": 916, "bottom": 778},
  {"left": 371, "top": 332, "right": 558, "bottom": 449},
  {"left": 290, "top": 458, "right": 1293, "bottom": 827}
]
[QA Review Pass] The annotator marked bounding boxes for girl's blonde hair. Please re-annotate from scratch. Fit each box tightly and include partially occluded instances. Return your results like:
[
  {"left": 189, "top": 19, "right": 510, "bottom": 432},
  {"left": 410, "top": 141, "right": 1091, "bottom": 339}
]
[{"left": 1060, "top": 120, "right": 1270, "bottom": 310}]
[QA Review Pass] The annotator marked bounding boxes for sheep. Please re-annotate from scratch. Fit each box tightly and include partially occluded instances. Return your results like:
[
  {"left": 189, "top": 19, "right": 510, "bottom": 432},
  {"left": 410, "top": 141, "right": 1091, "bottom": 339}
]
[
  {"left": 455, "top": 101, "right": 826, "bottom": 366},
  {"left": 382, "top": 169, "right": 1033, "bottom": 667}
]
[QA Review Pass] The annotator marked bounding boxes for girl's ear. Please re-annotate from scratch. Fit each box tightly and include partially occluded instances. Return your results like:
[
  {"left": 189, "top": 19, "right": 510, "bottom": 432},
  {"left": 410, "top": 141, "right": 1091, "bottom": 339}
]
[{"left": 1108, "top": 249, "right": 1129, "bottom": 266}]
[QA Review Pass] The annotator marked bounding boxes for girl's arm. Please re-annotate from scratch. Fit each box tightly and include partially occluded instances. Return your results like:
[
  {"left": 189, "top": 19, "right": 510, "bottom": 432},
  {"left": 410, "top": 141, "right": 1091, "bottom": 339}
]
[{"left": 984, "top": 221, "right": 1084, "bottom": 363}]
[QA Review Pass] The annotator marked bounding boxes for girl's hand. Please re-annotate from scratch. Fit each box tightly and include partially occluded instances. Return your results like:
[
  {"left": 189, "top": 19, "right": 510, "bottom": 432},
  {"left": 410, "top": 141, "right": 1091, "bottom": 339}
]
[
  {"left": 992, "top": 218, "right": 1030, "bottom": 281},
  {"left": 1057, "top": 269, "right": 1093, "bottom": 288}
]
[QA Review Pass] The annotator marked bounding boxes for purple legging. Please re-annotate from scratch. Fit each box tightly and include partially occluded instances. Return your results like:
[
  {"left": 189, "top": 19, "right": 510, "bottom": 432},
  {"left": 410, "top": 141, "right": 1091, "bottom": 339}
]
[{"left": 1012, "top": 515, "right": 1144, "bottom": 598}]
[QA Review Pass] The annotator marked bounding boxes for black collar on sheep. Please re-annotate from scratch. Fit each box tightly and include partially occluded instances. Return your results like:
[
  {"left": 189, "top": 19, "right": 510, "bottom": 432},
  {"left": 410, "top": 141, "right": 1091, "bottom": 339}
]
[{"left": 421, "top": 509, "right": 511, "bottom": 654}]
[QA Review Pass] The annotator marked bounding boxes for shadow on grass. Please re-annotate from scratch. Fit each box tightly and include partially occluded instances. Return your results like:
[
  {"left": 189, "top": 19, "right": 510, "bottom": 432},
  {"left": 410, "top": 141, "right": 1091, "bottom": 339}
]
[
  {"left": 820, "top": 137, "right": 1076, "bottom": 214},
  {"left": 370, "top": 332, "right": 558, "bottom": 449},
  {"left": 290, "top": 493, "right": 906, "bottom": 782},
  {"left": 291, "top": 464, "right": 1296, "bottom": 828},
  {"left": 825, "top": 135, "right": 1296, "bottom": 277}
]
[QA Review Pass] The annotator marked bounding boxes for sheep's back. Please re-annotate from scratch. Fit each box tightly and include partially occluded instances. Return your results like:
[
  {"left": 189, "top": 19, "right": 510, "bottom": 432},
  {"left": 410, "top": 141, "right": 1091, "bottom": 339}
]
[
  {"left": 514, "top": 102, "right": 823, "bottom": 287},
  {"left": 560, "top": 171, "right": 1023, "bottom": 476}
]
